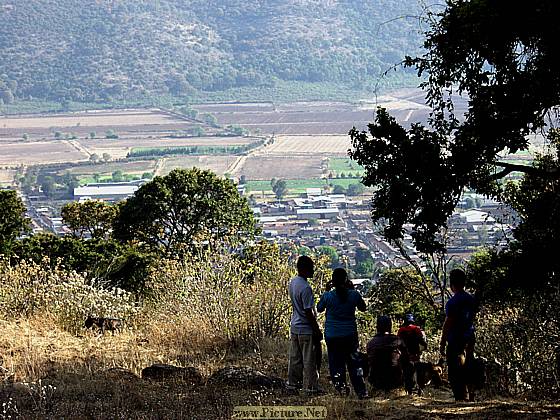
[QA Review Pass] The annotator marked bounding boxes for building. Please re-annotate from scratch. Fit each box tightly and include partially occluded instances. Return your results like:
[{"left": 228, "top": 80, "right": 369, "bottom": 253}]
[{"left": 73, "top": 181, "right": 142, "bottom": 202}]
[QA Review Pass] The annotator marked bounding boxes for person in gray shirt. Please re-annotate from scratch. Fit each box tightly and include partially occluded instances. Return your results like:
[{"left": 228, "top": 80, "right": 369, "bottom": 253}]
[{"left": 287, "top": 255, "right": 322, "bottom": 393}]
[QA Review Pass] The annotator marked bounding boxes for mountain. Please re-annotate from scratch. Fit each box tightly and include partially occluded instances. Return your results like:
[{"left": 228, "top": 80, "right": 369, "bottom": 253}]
[{"left": 0, "top": 0, "right": 423, "bottom": 104}]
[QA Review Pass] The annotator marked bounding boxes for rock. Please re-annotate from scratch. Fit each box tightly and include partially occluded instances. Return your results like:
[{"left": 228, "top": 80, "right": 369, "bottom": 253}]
[
  {"left": 141, "top": 364, "right": 203, "bottom": 384},
  {"left": 209, "top": 366, "right": 284, "bottom": 389}
]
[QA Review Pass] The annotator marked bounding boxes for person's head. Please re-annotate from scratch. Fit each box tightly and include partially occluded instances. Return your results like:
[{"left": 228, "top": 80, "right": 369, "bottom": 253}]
[
  {"left": 449, "top": 268, "right": 467, "bottom": 293},
  {"left": 332, "top": 267, "right": 349, "bottom": 301},
  {"left": 376, "top": 315, "right": 392, "bottom": 334},
  {"left": 332, "top": 267, "right": 348, "bottom": 289},
  {"left": 404, "top": 313, "right": 415, "bottom": 326},
  {"left": 297, "top": 255, "right": 314, "bottom": 279}
]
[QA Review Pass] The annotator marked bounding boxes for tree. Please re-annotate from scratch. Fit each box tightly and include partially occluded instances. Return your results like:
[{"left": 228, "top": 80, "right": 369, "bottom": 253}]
[
  {"left": 12, "top": 233, "right": 154, "bottom": 292},
  {"left": 112, "top": 170, "right": 124, "bottom": 182},
  {"left": 102, "top": 153, "right": 111, "bottom": 162},
  {"left": 113, "top": 168, "right": 257, "bottom": 256},
  {"left": 0, "top": 87, "right": 14, "bottom": 104},
  {"left": 0, "top": 190, "right": 30, "bottom": 255},
  {"left": 89, "top": 153, "right": 100, "bottom": 163},
  {"left": 346, "top": 183, "right": 364, "bottom": 196},
  {"left": 368, "top": 268, "right": 442, "bottom": 334},
  {"left": 349, "top": 1, "right": 560, "bottom": 254},
  {"left": 61, "top": 200, "right": 118, "bottom": 239},
  {"left": 271, "top": 179, "right": 288, "bottom": 200},
  {"left": 41, "top": 176, "right": 55, "bottom": 197},
  {"left": 332, "top": 184, "right": 346, "bottom": 195},
  {"left": 316, "top": 245, "right": 339, "bottom": 268}
]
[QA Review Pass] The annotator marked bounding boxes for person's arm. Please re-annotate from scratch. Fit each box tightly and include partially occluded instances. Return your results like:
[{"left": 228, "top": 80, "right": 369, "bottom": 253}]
[
  {"left": 356, "top": 293, "right": 367, "bottom": 312},
  {"left": 419, "top": 329, "right": 428, "bottom": 349},
  {"left": 302, "top": 286, "right": 322, "bottom": 339},
  {"left": 316, "top": 292, "right": 327, "bottom": 313},
  {"left": 304, "top": 308, "right": 322, "bottom": 340},
  {"left": 439, "top": 315, "right": 455, "bottom": 355},
  {"left": 366, "top": 340, "right": 375, "bottom": 384}
]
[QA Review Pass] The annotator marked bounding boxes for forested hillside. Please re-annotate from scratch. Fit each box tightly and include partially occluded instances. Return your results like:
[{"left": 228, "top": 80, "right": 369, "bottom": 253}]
[{"left": 0, "top": 0, "right": 422, "bottom": 104}]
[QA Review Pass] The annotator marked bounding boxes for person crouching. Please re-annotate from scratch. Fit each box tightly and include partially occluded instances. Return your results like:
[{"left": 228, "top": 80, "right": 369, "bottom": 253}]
[{"left": 367, "top": 315, "right": 409, "bottom": 392}]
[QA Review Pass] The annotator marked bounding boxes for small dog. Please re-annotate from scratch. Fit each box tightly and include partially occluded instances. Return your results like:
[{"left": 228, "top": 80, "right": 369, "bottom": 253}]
[
  {"left": 415, "top": 358, "right": 445, "bottom": 395},
  {"left": 84, "top": 316, "right": 123, "bottom": 334}
]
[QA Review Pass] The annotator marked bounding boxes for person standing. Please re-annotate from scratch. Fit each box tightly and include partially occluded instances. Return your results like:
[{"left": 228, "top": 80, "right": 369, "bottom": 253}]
[
  {"left": 287, "top": 256, "right": 322, "bottom": 393},
  {"left": 317, "top": 268, "right": 368, "bottom": 398},
  {"left": 367, "top": 315, "right": 409, "bottom": 391},
  {"left": 439, "top": 268, "right": 477, "bottom": 401},
  {"left": 398, "top": 313, "right": 428, "bottom": 395}
]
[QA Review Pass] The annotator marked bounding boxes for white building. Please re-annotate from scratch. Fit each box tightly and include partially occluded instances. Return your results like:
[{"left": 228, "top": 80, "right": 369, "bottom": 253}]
[{"left": 74, "top": 183, "right": 139, "bottom": 201}]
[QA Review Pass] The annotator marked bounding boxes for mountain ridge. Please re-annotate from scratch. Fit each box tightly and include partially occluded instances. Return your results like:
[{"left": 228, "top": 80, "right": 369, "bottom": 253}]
[{"left": 0, "top": 0, "right": 423, "bottom": 104}]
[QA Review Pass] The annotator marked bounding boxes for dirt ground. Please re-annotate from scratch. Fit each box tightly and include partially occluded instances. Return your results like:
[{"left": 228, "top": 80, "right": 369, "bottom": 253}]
[{"left": 241, "top": 155, "right": 324, "bottom": 180}]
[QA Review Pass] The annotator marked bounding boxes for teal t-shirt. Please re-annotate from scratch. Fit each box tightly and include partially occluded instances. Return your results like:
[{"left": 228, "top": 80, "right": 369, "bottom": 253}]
[{"left": 317, "top": 289, "right": 365, "bottom": 338}]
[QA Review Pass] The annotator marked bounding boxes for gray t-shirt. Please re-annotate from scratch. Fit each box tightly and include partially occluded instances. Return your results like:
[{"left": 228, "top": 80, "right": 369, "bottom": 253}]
[{"left": 289, "top": 275, "right": 316, "bottom": 335}]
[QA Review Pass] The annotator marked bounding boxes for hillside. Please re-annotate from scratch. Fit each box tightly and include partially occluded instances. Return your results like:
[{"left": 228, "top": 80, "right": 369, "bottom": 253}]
[{"left": 0, "top": 0, "right": 423, "bottom": 105}]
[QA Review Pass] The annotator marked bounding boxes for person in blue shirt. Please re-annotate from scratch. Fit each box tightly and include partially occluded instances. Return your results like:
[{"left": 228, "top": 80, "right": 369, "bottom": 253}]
[
  {"left": 317, "top": 267, "right": 368, "bottom": 398},
  {"left": 439, "top": 268, "right": 477, "bottom": 401}
]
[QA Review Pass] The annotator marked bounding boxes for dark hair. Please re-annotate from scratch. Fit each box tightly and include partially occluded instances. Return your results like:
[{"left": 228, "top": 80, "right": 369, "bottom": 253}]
[
  {"left": 332, "top": 267, "right": 348, "bottom": 302},
  {"left": 297, "top": 255, "right": 313, "bottom": 272},
  {"left": 376, "top": 315, "right": 392, "bottom": 333},
  {"left": 449, "top": 268, "right": 467, "bottom": 289}
]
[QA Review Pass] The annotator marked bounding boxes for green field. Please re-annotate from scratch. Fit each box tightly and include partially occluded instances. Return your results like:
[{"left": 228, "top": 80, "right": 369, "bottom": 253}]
[
  {"left": 328, "top": 157, "right": 365, "bottom": 177},
  {"left": 246, "top": 177, "right": 364, "bottom": 194}
]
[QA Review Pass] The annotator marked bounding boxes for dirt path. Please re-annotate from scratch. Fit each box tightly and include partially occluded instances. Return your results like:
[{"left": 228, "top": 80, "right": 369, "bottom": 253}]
[
  {"left": 153, "top": 157, "right": 166, "bottom": 176},
  {"left": 65, "top": 140, "right": 91, "bottom": 158},
  {"left": 226, "top": 135, "right": 271, "bottom": 176}
]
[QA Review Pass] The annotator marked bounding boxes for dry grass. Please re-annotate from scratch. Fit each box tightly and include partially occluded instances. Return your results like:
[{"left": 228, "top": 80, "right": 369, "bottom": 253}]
[
  {"left": 1, "top": 254, "right": 559, "bottom": 418},
  {"left": 2, "top": 317, "right": 559, "bottom": 419}
]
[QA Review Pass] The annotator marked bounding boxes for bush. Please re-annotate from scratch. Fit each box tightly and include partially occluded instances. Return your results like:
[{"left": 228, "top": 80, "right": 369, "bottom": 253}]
[
  {"left": 0, "top": 259, "right": 139, "bottom": 333},
  {"left": 145, "top": 242, "right": 331, "bottom": 344},
  {"left": 475, "top": 291, "right": 560, "bottom": 399}
]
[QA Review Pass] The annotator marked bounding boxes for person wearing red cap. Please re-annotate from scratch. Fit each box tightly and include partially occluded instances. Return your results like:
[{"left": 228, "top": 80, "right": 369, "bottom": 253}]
[{"left": 398, "top": 313, "right": 427, "bottom": 394}]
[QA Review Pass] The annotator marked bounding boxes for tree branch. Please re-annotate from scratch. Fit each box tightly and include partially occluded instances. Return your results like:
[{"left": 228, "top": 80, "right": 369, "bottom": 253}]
[{"left": 492, "top": 161, "right": 560, "bottom": 180}]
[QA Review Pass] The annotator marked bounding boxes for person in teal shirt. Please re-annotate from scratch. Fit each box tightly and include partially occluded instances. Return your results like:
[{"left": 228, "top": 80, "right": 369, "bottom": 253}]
[{"left": 317, "top": 268, "right": 368, "bottom": 398}]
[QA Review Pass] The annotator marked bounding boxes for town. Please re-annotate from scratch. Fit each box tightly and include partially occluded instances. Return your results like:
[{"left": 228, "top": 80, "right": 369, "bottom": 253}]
[{"left": 18, "top": 175, "right": 515, "bottom": 287}]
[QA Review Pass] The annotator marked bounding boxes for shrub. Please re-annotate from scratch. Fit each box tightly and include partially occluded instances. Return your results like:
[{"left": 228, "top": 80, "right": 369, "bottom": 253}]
[
  {"left": 475, "top": 291, "right": 560, "bottom": 399},
  {"left": 145, "top": 242, "right": 331, "bottom": 344},
  {"left": 0, "top": 259, "right": 139, "bottom": 333}
]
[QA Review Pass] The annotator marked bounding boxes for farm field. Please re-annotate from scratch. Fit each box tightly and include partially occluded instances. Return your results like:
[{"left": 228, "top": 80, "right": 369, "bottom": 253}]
[
  {"left": 81, "top": 136, "right": 260, "bottom": 159},
  {"left": 61, "top": 160, "right": 157, "bottom": 177},
  {"left": 193, "top": 92, "right": 433, "bottom": 135},
  {"left": 264, "top": 135, "right": 351, "bottom": 155},
  {"left": 246, "top": 177, "right": 363, "bottom": 194},
  {"left": 241, "top": 155, "right": 324, "bottom": 180},
  {"left": 1, "top": 95, "right": 435, "bottom": 189},
  {"left": 0, "top": 141, "right": 88, "bottom": 165},
  {"left": 160, "top": 155, "right": 239, "bottom": 176},
  {"left": 328, "top": 157, "right": 364, "bottom": 177},
  {"left": 0, "top": 109, "right": 204, "bottom": 141},
  {"left": 0, "top": 168, "right": 15, "bottom": 186}
]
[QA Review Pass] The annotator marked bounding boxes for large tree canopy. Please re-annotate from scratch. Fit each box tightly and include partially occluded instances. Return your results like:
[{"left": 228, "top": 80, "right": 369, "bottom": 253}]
[
  {"left": 113, "top": 168, "right": 257, "bottom": 256},
  {"left": 350, "top": 0, "right": 560, "bottom": 253}
]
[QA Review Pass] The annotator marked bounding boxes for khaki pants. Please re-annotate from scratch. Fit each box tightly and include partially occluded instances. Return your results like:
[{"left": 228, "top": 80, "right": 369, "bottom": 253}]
[{"left": 288, "top": 333, "right": 319, "bottom": 390}]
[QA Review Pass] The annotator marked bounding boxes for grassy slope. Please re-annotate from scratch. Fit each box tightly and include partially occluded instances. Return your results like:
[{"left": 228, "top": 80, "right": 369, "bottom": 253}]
[{"left": 1, "top": 317, "right": 558, "bottom": 419}]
